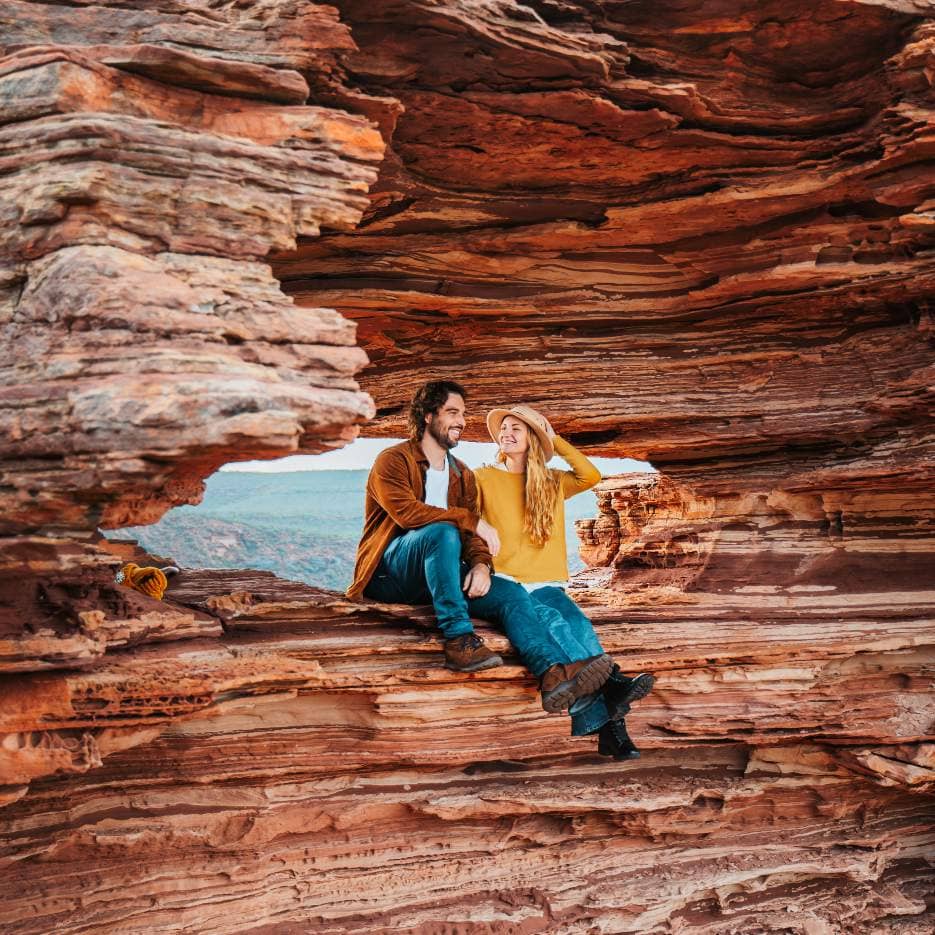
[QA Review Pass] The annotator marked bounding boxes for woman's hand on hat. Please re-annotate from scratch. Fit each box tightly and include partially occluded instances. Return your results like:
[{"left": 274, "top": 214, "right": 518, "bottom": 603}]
[{"left": 534, "top": 410, "right": 555, "bottom": 438}]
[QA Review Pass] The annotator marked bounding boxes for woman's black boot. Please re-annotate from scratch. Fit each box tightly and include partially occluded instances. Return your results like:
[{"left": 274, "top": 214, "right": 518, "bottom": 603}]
[
  {"left": 597, "top": 718, "right": 641, "bottom": 760},
  {"left": 602, "top": 664, "right": 655, "bottom": 720}
]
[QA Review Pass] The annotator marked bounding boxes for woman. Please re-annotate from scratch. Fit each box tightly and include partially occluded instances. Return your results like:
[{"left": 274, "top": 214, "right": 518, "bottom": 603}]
[{"left": 475, "top": 404, "right": 654, "bottom": 759}]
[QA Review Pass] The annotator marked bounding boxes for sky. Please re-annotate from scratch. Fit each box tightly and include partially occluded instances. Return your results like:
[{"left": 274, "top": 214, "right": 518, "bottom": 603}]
[{"left": 221, "top": 438, "right": 654, "bottom": 474}]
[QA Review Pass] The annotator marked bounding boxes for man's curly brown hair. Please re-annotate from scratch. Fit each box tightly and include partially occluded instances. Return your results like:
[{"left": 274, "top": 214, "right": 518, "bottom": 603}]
[{"left": 408, "top": 380, "right": 467, "bottom": 442}]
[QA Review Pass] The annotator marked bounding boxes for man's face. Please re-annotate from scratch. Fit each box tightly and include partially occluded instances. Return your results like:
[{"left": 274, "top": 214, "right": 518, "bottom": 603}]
[{"left": 425, "top": 393, "right": 466, "bottom": 450}]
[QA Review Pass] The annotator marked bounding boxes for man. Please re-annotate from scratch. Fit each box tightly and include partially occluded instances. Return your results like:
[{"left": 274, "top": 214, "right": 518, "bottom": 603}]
[{"left": 348, "top": 380, "right": 612, "bottom": 712}]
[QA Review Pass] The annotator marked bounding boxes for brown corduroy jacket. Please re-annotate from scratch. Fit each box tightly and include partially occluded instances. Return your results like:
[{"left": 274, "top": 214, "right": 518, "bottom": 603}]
[{"left": 346, "top": 440, "right": 493, "bottom": 600}]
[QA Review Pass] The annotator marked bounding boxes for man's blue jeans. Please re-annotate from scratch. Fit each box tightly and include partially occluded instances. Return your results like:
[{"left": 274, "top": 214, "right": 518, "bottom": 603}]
[
  {"left": 363, "top": 523, "right": 577, "bottom": 676},
  {"left": 529, "top": 586, "right": 611, "bottom": 737}
]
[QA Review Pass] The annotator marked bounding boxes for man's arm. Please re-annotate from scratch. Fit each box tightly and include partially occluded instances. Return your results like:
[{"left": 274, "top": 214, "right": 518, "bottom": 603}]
[
  {"left": 460, "top": 467, "right": 494, "bottom": 569},
  {"left": 463, "top": 562, "right": 491, "bottom": 598},
  {"left": 461, "top": 469, "right": 494, "bottom": 598},
  {"left": 370, "top": 447, "right": 478, "bottom": 534}
]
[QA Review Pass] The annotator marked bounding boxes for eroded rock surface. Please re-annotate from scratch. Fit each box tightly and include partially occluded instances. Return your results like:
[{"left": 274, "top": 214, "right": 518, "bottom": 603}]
[
  {"left": 277, "top": 0, "right": 934, "bottom": 490},
  {"left": 0, "top": 566, "right": 931, "bottom": 932},
  {"left": 0, "top": 2, "right": 381, "bottom": 694},
  {"left": 1, "top": 7, "right": 383, "bottom": 535}
]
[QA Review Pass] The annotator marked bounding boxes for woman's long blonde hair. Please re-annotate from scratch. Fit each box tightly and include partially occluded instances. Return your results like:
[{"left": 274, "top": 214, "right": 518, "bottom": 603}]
[{"left": 498, "top": 431, "right": 561, "bottom": 547}]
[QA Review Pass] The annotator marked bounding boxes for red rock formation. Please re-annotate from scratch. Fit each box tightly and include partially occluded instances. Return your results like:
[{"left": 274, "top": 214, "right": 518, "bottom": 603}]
[
  {"left": 1, "top": 0, "right": 933, "bottom": 932},
  {"left": 273, "top": 4, "right": 935, "bottom": 918},
  {"left": 0, "top": 2, "right": 382, "bottom": 683},
  {"left": 1, "top": 566, "right": 932, "bottom": 931},
  {"left": 1, "top": 4, "right": 384, "bottom": 535},
  {"left": 276, "top": 0, "right": 934, "bottom": 488}
]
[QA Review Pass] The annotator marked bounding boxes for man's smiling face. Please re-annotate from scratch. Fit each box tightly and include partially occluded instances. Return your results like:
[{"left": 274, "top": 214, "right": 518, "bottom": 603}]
[{"left": 425, "top": 392, "right": 466, "bottom": 450}]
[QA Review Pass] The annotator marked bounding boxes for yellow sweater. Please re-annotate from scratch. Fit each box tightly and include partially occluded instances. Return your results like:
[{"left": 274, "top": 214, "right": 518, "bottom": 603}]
[{"left": 475, "top": 436, "right": 602, "bottom": 584}]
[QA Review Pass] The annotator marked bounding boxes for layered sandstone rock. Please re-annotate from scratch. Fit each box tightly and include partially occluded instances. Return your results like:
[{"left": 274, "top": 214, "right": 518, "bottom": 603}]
[
  {"left": 1, "top": 4, "right": 383, "bottom": 535},
  {"left": 574, "top": 471, "right": 935, "bottom": 792},
  {"left": 1, "top": 0, "right": 933, "bottom": 932},
  {"left": 276, "top": 0, "right": 934, "bottom": 489},
  {"left": 0, "top": 2, "right": 382, "bottom": 681},
  {"left": 272, "top": 5, "right": 935, "bottom": 920},
  {"left": 0, "top": 567, "right": 932, "bottom": 933}
]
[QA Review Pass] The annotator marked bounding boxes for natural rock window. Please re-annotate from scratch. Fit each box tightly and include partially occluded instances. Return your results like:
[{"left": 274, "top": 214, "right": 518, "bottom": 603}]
[{"left": 108, "top": 445, "right": 655, "bottom": 590}]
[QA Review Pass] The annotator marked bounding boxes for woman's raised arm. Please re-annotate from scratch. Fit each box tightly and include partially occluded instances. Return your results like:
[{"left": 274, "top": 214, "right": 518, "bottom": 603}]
[{"left": 554, "top": 435, "right": 602, "bottom": 498}]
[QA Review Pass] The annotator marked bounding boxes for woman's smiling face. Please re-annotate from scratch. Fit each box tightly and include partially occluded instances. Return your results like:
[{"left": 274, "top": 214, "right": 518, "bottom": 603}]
[{"left": 498, "top": 416, "right": 529, "bottom": 457}]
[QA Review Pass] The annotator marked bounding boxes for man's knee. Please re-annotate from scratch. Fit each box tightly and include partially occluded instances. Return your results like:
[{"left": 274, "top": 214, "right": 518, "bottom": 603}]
[{"left": 413, "top": 522, "right": 461, "bottom": 552}]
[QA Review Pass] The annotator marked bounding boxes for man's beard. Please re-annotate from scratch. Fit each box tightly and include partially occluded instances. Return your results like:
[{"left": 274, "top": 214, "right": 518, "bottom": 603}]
[{"left": 427, "top": 419, "right": 459, "bottom": 450}]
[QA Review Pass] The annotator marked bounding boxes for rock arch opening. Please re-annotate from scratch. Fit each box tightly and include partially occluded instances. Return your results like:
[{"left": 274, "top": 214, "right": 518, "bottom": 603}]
[{"left": 107, "top": 442, "right": 656, "bottom": 592}]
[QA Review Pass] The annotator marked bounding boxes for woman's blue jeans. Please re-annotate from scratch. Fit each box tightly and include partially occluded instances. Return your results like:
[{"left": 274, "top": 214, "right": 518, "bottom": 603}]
[{"left": 529, "top": 586, "right": 611, "bottom": 737}]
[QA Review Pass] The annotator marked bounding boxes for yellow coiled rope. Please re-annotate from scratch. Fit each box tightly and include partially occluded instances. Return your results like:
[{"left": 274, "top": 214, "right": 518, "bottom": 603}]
[{"left": 116, "top": 563, "right": 168, "bottom": 600}]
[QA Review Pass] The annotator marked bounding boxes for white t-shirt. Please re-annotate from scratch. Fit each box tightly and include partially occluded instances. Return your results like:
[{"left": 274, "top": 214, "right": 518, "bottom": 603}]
[{"left": 423, "top": 460, "right": 449, "bottom": 508}]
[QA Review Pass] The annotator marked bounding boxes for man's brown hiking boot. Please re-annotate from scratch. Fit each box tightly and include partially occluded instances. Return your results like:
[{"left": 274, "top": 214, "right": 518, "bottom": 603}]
[
  {"left": 539, "top": 654, "right": 613, "bottom": 713},
  {"left": 444, "top": 633, "right": 504, "bottom": 672}
]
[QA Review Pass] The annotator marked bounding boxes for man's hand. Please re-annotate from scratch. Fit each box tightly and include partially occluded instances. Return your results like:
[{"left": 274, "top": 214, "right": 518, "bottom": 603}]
[
  {"left": 462, "top": 563, "right": 492, "bottom": 599},
  {"left": 475, "top": 518, "right": 500, "bottom": 557}
]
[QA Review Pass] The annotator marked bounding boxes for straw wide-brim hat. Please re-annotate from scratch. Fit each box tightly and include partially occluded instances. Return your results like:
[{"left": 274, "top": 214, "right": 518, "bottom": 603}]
[{"left": 486, "top": 405, "right": 555, "bottom": 461}]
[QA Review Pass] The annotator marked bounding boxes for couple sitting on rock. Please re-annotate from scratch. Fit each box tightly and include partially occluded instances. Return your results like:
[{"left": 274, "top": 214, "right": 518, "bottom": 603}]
[{"left": 348, "top": 380, "right": 654, "bottom": 759}]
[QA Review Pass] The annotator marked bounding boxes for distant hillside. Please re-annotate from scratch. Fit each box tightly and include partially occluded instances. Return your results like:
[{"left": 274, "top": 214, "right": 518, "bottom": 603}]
[{"left": 111, "top": 470, "right": 599, "bottom": 591}]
